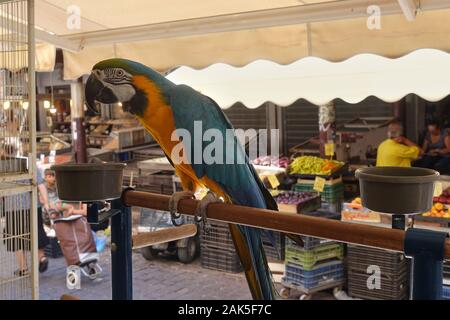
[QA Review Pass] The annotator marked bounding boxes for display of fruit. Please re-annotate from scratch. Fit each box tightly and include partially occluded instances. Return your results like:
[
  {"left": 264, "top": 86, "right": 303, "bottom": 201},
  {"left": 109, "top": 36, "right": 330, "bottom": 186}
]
[
  {"left": 252, "top": 155, "right": 290, "bottom": 168},
  {"left": 422, "top": 202, "right": 450, "bottom": 218},
  {"left": 289, "top": 156, "right": 344, "bottom": 175},
  {"left": 275, "top": 191, "right": 319, "bottom": 205},
  {"left": 433, "top": 188, "right": 450, "bottom": 205},
  {"left": 347, "top": 197, "right": 363, "bottom": 209}
]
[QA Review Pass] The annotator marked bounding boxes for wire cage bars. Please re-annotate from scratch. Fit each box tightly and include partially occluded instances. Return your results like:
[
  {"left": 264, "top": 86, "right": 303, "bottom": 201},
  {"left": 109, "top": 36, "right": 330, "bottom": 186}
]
[
  {"left": 0, "top": 0, "right": 37, "bottom": 300},
  {"left": 0, "top": 184, "right": 34, "bottom": 299}
]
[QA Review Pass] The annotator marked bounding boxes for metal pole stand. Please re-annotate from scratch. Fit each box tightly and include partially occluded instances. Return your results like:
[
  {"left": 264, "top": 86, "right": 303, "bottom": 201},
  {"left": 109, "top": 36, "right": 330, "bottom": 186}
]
[
  {"left": 87, "top": 188, "right": 134, "bottom": 300},
  {"left": 404, "top": 228, "right": 447, "bottom": 300},
  {"left": 110, "top": 190, "right": 133, "bottom": 300}
]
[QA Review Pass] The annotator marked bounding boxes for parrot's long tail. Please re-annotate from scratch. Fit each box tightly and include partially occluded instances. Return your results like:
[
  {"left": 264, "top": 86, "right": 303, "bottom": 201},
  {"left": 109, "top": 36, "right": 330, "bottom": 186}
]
[{"left": 229, "top": 224, "right": 275, "bottom": 300}]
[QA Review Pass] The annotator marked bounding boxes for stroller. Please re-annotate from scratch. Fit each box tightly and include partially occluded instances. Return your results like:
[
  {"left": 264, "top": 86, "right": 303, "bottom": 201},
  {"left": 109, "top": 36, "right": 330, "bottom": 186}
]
[{"left": 49, "top": 208, "right": 102, "bottom": 282}]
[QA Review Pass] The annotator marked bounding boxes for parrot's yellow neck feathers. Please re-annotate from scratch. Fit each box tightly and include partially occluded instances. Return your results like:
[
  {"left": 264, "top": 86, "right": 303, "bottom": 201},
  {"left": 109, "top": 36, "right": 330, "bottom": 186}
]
[
  {"left": 130, "top": 75, "right": 174, "bottom": 148},
  {"left": 131, "top": 75, "right": 168, "bottom": 113}
]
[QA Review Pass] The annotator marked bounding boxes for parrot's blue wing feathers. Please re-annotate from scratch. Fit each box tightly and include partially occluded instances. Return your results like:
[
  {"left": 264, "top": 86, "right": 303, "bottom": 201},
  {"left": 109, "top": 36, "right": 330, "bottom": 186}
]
[{"left": 169, "top": 84, "right": 276, "bottom": 299}]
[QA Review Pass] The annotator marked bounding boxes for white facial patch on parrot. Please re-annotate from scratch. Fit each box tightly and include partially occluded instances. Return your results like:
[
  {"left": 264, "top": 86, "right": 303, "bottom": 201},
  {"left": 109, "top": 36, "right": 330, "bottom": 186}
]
[
  {"left": 93, "top": 68, "right": 136, "bottom": 103},
  {"left": 109, "top": 83, "right": 136, "bottom": 103}
]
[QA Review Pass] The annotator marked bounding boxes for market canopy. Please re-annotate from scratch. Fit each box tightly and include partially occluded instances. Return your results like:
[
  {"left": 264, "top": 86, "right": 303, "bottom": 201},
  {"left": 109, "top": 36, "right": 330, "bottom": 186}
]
[
  {"left": 27, "top": 0, "right": 450, "bottom": 79},
  {"left": 166, "top": 49, "right": 450, "bottom": 108}
]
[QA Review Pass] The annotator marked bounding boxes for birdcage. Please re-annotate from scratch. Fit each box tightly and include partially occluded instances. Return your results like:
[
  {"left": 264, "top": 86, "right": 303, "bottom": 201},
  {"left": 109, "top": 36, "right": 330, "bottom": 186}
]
[{"left": 0, "top": 0, "right": 38, "bottom": 300}]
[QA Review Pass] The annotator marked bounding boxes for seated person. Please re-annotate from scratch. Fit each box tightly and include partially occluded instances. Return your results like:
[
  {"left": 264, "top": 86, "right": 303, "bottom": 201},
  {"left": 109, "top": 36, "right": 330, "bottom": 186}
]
[
  {"left": 414, "top": 120, "right": 450, "bottom": 174},
  {"left": 376, "top": 120, "right": 421, "bottom": 167},
  {"left": 41, "top": 169, "right": 87, "bottom": 220}
]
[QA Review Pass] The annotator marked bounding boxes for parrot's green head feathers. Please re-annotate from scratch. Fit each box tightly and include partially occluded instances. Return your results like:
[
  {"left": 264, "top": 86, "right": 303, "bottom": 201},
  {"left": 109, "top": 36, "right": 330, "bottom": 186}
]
[{"left": 86, "top": 58, "right": 172, "bottom": 117}]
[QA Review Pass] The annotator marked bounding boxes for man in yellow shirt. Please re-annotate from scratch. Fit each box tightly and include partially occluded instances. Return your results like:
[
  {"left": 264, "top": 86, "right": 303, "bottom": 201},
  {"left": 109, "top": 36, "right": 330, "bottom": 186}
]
[{"left": 376, "top": 121, "right": 421, "bottom": 167}]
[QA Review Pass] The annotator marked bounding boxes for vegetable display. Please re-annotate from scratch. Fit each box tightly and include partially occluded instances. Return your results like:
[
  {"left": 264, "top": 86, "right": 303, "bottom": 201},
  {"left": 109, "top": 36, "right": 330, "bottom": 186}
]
[
  {"left": 289, "top": 156, "right": 344, "bottom": 175},
  {"left": 433, "top": 188, "right": 450, "bottom": 205},
  {"left": 422, "top": 202, "right": 450, "bottom": 218},
  {"left": 252, "top": 156, "right": 290, "bottom": 168},
  {"left": 275, "top": 191, "right": 319, "bottom": 205}
]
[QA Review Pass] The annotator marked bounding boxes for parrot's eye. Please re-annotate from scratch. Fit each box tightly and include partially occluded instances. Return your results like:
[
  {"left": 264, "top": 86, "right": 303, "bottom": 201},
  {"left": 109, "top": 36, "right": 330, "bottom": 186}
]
[
  {"left": 116, "top": 69, "right": 124, "bottom": 77},
  {"left": 94, "top": 69, "right": 101, "bottom": 77}
]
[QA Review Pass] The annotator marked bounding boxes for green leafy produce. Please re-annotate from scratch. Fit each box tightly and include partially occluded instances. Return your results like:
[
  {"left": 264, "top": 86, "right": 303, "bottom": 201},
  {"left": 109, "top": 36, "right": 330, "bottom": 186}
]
[{"left": 289, "top": 156, "right": 344, "bottom": 175}]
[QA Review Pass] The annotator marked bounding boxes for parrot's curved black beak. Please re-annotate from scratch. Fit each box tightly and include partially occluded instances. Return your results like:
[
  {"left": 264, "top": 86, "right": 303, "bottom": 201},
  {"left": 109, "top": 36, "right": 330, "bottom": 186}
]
[{"left": 85, "top": 73, "right": 119, "bottom": 113}]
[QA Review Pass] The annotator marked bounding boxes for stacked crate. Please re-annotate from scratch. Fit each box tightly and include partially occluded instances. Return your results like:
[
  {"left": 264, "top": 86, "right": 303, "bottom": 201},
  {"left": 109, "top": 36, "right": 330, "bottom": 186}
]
[
  {"left": 347, "top": 245, "right": 410, "bottom": 300},
  {"left": 261, "top": 231, "right": 285, "bottom": 261},
  {"left": 294, "top": 176, "right": 344, "bottom": 213},
  {"left": 200, "top": 221, "right": 242, "bottom": 273},
  {"left": 282, "top": 236, "right": 345, "bottom": 293}
]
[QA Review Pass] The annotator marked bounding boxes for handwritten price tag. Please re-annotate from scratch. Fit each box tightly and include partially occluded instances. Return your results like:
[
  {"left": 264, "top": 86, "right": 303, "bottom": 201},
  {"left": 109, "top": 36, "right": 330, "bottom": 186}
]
[
  {"left": 313, "top": 176, "right": 326, "bottom": 192},
  {"left": 267, "top": 174, "right": 280, "bottom": 189},
  {"left": 325, "top": 143, "right": 335, "bottom": 157}
]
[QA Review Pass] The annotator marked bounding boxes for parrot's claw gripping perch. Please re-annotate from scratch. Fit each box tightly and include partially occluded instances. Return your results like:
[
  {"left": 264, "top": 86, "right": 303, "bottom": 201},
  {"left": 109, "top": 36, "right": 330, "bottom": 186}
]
[
  {"left": 168, "top": 191, "right": 195, "bottom": 226},
  {"left": 195, "top": 192, "right": 223, "bottom": 233}
]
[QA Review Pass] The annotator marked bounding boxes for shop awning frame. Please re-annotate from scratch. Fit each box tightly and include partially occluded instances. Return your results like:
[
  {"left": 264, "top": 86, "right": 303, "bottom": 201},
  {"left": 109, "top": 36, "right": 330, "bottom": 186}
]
[{"left": 38, "top": 0, "right": 450, "bottom": 50}]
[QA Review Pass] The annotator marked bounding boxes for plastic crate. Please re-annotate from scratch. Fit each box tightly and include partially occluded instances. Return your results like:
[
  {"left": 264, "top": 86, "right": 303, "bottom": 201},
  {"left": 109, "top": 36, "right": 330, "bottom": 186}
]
[
  {"left": 262, "top": 232, "right": 285, "bottom": 260},
  {"left": 276, "top": 191, "right": 322, "bottom": 214},
  {"left": 283, "top": 260, "right": 344, "bottom": 290},
  {"left": 443, "top": 285, "right": 450, "bottom": 300},
  {"left": 294, "top": 183, "right": 344, "bottom": 203},
  {"left": 200, "top": 247, "right": 242, "bottom": 273},
  {"left": 348, "top": 284, "right": 409, "bottom": 300},
  {"left": 199, "top": 221, "right": 242, "bottom": 273},
  {"left": 285, "top": 243, "right": 344, "bottom": 270},
  {"left": 301, "top": 236, "right": 334, "bottom": 250},
  {"left": 347, "top": 244, "right": 410, "bottom": 300},
  {"left": 201, "top": 228, "right": 235, "bottom": 247},
  {"left": 347, "top": 245, "right": 409, "bottom": 272}
]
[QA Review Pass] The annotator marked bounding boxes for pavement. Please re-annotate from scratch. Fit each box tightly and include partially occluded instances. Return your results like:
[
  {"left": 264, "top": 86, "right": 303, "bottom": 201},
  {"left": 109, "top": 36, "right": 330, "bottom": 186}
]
[{"left": 39, "top": 248, "right": 252, "bottom": 300}]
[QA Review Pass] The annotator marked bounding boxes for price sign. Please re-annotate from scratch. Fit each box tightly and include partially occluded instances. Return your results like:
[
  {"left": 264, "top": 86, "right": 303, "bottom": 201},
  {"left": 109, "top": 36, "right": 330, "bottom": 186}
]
[
  {"left": 267, "top": 174, "right": 280, "bottom": 189},
  {"left": 434, "top": 182, "right": 443, "bottom": 197},
  {"left": 325, "top": 143, "right": 335, "bottom": 157},
  {"left": 313, "top": 176, "right": 326, "bottom": 192}
]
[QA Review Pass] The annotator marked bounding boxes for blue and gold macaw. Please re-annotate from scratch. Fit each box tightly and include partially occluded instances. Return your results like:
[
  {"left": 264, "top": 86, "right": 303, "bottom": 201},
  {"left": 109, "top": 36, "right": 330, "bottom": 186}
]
[{"left": 85, "top": 59, "right": 278, "bottom": 299}]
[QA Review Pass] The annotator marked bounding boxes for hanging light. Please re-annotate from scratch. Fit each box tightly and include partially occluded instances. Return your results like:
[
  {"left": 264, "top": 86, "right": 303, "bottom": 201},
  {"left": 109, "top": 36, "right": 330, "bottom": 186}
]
[
  {"left": 117, "top": 102, "right": 122, "bottom": 107},
  {"left": 50, "top": 108, "right": 57, "bottom": 114},
  {"left": 22, "top": 101, "right": 29, "bottom": 110},
  {"left": 43, "top": 100, "right": 50, "bottom": 109},
  {"left": 3, "top": 101, "right": 10, "bottom": 110}
]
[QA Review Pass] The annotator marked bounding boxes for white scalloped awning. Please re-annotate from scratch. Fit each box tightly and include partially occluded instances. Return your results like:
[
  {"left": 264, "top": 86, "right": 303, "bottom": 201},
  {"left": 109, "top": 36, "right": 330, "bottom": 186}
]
[{"left": 166, "top": 49, "right": 450, "bottom": 108}]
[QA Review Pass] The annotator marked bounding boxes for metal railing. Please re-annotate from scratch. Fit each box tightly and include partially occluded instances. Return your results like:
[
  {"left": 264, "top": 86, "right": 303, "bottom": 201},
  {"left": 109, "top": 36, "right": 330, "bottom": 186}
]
[
  {"left": 123, "top": 190, "right": 450, "bottom": 259},
  {"left": 101, "top": 189, "right": 446, "bottom": 300}
]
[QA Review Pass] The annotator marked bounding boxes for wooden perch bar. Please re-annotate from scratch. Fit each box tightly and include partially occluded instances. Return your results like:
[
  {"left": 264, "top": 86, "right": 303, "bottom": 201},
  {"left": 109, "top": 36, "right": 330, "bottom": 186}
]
[
  {"left": 123, "top": 190, "right": 450, "bottom": 259},
  {"left": 132, "top": 224, "right": 197, "bottom": 249}
]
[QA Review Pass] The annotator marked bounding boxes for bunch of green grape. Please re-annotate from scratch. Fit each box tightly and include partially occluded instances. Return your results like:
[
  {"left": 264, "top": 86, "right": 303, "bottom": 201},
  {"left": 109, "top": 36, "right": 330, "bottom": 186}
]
[{"left": 290, "top": 156, "right": 326, "bottom": 174}]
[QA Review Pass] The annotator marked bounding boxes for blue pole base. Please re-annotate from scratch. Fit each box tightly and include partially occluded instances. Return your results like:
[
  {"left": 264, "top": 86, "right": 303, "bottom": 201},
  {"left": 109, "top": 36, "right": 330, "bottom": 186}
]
[{"left": 404, "top": 228, "right": 447, "bottom": 300}]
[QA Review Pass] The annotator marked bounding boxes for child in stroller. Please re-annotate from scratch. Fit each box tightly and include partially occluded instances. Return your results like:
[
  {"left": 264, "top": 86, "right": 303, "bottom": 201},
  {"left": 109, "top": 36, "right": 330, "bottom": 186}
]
[{"left": 42, "top": 169, "right": 102, "bottom": 281}]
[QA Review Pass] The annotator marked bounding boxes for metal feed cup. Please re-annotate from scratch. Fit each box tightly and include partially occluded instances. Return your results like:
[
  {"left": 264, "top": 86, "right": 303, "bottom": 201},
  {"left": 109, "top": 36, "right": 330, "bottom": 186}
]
[
  {"left": 355, "top": 167, "right": 439, "bottom": 214},
  {"left": 51, "top": 163, "right": 126, "bottom": 202}
]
